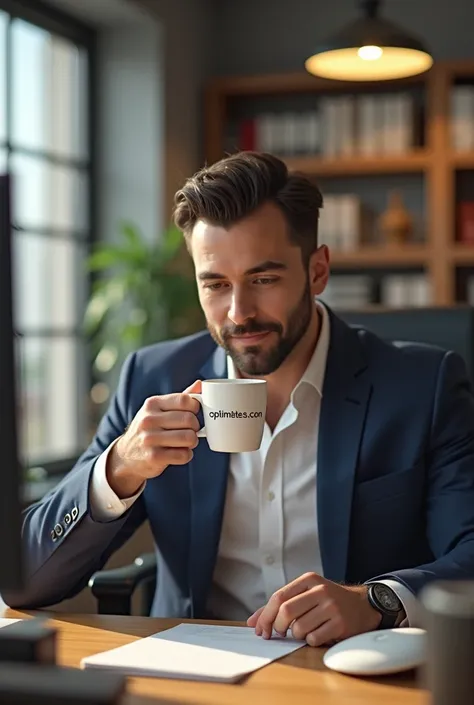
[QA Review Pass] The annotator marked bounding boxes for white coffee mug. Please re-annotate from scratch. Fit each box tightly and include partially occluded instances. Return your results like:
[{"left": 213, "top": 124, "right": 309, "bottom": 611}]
[{"left": 190, "top": 379, "right": 267, "bottom": 453}]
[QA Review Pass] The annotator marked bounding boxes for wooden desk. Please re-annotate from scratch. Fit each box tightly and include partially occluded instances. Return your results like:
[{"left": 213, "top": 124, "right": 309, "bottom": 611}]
[{"left": 5, "top": 610, "right": 428, "bottom": 705}]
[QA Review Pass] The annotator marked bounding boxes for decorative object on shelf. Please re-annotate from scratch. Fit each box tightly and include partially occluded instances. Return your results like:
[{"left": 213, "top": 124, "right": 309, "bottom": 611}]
[
  {"left": 305, "top": 0, "right": 433, "bottom": 82},
  {"left": 378, "top": 190, "right": 414, "bottom": 244}
]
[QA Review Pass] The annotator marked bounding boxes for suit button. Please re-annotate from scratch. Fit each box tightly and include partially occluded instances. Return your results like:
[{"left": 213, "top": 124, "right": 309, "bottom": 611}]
[
  {"left": 71, "top": 507, "right": 79, "bottom": 521},
  {"left": 54, "top": 523, "right": 63, "bottom": 538},
  {"left": 51, "top": 530, "right": 57, "bottom": 542},
  {"left": 64, "top": 513, "right": 71, "bottom": 525}
]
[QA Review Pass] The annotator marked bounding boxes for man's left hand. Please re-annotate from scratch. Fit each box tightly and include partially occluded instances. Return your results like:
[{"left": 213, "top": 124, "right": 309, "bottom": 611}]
[{"left": 247, "top": 572, "right": 382, "bottom": 647}]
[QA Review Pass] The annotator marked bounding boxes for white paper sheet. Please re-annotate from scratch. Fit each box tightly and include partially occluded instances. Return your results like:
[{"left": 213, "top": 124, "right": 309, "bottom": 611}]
[
  {"left": 0, "top": 618, "right": 21, "bottom": 629},
  {"left": 81, "top": 623, "right": 305, "bottom": 683}
]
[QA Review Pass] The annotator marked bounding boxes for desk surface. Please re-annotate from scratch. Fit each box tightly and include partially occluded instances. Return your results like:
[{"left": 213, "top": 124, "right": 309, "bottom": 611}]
[{"left": 5, "top": 610, "right": 428, "bottom": 705}]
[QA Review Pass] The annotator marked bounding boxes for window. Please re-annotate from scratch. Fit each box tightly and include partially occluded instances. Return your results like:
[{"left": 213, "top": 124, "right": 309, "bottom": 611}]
[{"left": 0, "top": 2, "right": 95, "bottom": 473}]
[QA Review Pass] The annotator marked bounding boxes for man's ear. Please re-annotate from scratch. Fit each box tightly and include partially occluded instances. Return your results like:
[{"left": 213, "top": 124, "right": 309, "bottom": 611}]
[{"left": 308, "top": 245, "right": 330, "bottom": 296}]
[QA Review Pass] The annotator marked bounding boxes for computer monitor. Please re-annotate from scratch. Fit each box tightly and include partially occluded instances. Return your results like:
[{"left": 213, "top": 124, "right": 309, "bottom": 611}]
[{"left": 0, "top": 173, "right": 23, "bottom": 591}]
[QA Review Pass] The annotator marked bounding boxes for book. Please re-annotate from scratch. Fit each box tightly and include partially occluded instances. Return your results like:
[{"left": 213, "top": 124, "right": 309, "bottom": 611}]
[{"left": 81, "top": 623, "right": 304, "bottom": 683}]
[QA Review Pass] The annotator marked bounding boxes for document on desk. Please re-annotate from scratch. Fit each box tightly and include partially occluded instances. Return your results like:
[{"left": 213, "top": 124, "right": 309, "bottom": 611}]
[
  {"left": 0, "top": 619, "right": 21, "bottom": 629},
  {"left": 81, "top": 623, "right": 305, "bottom": 683}
]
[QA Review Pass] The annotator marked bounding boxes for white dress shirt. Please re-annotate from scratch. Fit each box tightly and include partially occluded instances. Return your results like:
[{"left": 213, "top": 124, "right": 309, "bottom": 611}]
[{"left": 90, "top": 302, "right": 418, "bottom": 625}]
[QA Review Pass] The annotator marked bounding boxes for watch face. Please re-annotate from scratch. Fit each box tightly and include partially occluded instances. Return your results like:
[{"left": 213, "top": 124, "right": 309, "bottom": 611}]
[{"left": 374, "top": 584, "right": 402, "bottom": 613}]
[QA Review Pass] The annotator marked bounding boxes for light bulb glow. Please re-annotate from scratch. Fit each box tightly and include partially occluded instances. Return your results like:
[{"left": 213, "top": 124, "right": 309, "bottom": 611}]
[
  {"left": 305, "top": 47, "right": 433, "bottom": 81},
  {"left": 358, "top": 45, "right": 383, "bottom": 61}
]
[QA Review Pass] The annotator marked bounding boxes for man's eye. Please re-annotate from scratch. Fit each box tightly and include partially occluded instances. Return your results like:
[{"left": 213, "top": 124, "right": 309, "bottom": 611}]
[
  {"left": 254, "top": 277, "right": 277, "bottom": 285},
  {"left": 205, "top": 282, "right": 226, "bottom": 291}
]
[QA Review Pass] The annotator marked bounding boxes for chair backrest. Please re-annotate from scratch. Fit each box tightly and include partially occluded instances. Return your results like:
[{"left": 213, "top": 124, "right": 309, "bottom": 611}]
[{"left": 337, "top": 306, "right": 474, "bottom": 382}]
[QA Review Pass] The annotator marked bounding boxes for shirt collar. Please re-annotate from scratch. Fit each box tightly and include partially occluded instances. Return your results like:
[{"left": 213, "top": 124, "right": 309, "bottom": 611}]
[{"left": 226, "top": 300, "right": 330, "bottom": 397}]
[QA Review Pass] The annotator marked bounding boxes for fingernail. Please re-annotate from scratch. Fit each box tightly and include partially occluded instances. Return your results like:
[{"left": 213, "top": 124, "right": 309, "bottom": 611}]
[{"left": 262, "top": 630, "right": 270, "bottom": 639}]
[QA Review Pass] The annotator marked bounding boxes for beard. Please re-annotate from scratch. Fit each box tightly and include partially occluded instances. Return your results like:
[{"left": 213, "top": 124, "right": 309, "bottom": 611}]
[{"left": 207, "top": 280, "right": 313, "bottom": 376}]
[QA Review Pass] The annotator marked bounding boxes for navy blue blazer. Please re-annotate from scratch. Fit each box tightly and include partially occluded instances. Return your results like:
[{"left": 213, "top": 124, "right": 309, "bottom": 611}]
[{"left": 5, "top": 309, "right": 474, "bottom": 617}]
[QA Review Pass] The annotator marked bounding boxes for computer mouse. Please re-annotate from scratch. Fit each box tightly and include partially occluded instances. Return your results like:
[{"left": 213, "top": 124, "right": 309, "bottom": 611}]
[{"left": 323, "top": 627, "right": 426, "bottom": 676}]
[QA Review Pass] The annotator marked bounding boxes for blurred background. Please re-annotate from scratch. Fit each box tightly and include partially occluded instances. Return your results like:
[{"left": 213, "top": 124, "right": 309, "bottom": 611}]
[{"left": 3, "top": 0, "right": 474, "bottom": 610}]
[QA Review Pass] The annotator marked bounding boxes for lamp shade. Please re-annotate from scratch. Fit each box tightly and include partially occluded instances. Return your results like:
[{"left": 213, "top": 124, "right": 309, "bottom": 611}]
[{"left": 305, "top": 1, "right": 433, "bottom": 81}]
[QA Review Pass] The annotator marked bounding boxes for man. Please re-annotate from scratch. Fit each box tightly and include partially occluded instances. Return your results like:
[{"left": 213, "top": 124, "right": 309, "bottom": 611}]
[{"left": 5, "top": 152, "right": 474, "bottom": 648}]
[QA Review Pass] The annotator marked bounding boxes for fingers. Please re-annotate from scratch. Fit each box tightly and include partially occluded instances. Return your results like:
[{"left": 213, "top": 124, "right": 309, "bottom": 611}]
[
  {"left": 255, "top": 573, "right": 320, "bottom": 638},
  {"left": 289, "top": 599, "right": 338, "bottom": 641},
  {"left": 146, "top": 411, "right": 200, "bottom": 432},
  {"left": 142, "top": 429, "right": 198, "bottom": 449},
  {"left": 272, "top": 587, "right": 326, "bottom": 636},
  {"left": 305, "top": 615, "right": 345, "bottom": 647},
  {"left": 247, "top": 606, "right": 264, "bottom": 628},
  {"left": 183, "top": 380, "right": 202, "bottom": 394},
  {"left": 160, "top": 447, "right": 194, "bottom": 466},
  {"left": 143, "top": 381, "right": 202, "bottom": 415}
]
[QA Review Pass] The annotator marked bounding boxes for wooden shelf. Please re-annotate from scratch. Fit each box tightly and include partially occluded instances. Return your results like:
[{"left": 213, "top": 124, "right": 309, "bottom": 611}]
[
  {"left": 284, "top": 151, "right": 430, "bottom": 176},
  {"left": 450, "top": 244, "right": 474, "bottom": 265},
  {"left": 204, "top": 60, "right": 474, "bottom": 306},
  {"left": 451, "top": 153, "right": 474, "bottom": 170},
  {"left": 330, "top": 246, "right": 429, "bottom": 269},
  {"left": 207, "top": 71, "right": 428, "bottom": 97}
]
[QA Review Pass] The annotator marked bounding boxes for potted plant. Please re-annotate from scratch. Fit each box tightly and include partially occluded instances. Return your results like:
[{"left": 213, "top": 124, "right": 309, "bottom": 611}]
[{"left": 84, "top": 221, "right": 204, "bottom": 383}]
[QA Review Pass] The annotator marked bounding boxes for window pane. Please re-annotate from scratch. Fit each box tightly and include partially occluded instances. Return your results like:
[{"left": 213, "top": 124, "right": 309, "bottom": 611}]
[
  {"left": 10, "top": 153, "right": 88, "bottom": 231},
  {"left": 11, "top": 19, "right": 49, "bottom": 152},
  {"left": 0, "top": 12, "right": 7, "bottom": 143},
  {"left": 11, "top": 20, "right": 88, "bottom": 158},
  {"left": 48, "top": 36, "right": 89, "bottom": 159},
  {"left": 12, "top": 233, "right": 87, "bottom": 330},
  {"left": 0, "top": 147, "right": 6, "bottom": 171},
  {"left": 18, "top": 336, "right": 86, "bottom": 463}
]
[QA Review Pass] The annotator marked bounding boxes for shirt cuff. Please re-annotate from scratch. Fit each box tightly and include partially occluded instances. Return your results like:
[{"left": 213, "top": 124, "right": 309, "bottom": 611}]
[
  {"left": 368, "top": 578, "right": 419, "bottom": 628},
  {"left": 89, "top": 438, "right": 145, "bottom": 522}
]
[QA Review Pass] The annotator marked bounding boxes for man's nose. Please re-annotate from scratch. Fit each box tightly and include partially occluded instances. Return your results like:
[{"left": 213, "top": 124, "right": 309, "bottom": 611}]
[{"left": 227, "top": 289, "right": 256, "bottom": 325}]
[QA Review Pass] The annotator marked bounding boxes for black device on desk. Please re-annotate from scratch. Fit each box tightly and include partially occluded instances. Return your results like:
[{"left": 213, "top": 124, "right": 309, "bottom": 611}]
[{"left": 0, "top": 173, "right": 126, "bottom": 704}]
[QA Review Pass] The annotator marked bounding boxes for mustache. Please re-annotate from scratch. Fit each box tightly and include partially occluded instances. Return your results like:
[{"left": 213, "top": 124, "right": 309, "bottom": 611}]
[{"left": 222, "top": 320, "right": 282, "bottom": 339}]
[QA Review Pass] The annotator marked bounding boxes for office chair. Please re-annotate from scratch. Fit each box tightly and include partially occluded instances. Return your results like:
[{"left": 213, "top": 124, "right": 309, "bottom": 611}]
[
  {"left": 89, "top": 305, "right": 474, "bottom": 615},
  {"left": 88, "top": 552, "right": 157, "bottom": 616}
]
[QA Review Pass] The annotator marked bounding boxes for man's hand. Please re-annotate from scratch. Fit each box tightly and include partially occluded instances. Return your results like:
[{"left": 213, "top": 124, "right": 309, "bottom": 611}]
[
  {"left": 106, "top": 380, "right": 202, "bottom": 498},
  {"left": 247, "top": 572, "right": 382, "bottom": 647}
]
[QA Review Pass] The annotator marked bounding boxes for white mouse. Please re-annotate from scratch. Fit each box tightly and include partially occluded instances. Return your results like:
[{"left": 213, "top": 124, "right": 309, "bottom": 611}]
[{"left": 323, "top": 627, "right": 426, "bottom": 676}]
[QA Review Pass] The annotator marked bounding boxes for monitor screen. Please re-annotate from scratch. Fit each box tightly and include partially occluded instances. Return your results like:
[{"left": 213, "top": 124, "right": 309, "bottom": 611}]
[{"left": 0, "top": 173, "right": 23, "bottom": 590}]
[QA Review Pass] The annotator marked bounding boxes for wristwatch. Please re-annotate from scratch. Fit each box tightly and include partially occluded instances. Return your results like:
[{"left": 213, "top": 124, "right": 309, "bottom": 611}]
[{"left": 367, "top": 582, "right": 403, "bottom": 629}]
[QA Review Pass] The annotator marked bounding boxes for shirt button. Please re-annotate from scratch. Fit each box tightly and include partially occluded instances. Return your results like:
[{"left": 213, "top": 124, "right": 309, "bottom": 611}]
[
  {"left": 107, "top": 503, "right": 113, "bottom": 510},
  {"left": 265, "top": 555, "right": 275, "bottom": 565},
  {"left": 267, "top": 491, "right": 275, "bottom": 502}
]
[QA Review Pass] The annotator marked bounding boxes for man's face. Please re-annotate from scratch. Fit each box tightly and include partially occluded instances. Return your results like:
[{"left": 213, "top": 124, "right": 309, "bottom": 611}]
[{"left": 191, "top": 202, "right": 329, "bottom": 376}]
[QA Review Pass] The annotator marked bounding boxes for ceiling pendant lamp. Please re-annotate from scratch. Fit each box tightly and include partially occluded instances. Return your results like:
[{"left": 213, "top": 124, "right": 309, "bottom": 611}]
[{"left": 305, "top": 0, "right": 434, "bottom": 82}]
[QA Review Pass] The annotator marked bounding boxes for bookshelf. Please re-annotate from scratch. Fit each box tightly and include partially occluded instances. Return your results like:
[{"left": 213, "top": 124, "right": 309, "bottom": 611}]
[{"left": 203, "top": 60, "right": 474, "bottom": 309}]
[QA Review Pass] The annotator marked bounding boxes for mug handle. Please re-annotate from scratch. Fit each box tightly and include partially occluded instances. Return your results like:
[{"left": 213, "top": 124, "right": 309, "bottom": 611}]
[{"left": 189, "top": 393, "right": 206, "bottom": 438}]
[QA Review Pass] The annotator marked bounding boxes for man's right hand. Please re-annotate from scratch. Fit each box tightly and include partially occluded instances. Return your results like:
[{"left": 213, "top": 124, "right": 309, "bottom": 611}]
[{"left": 106, "top": 380, "right": 202, "bottom": 499}]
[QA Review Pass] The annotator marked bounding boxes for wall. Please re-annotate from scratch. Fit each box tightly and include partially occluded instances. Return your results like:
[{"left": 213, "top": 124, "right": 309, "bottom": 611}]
[
  {"left": 135, "top": 0, "right": 215, "bottom": 217},
  {"left": 97, "top": 20, "right": 164, "bottom": 243},
  {"left": 213, "top": 0, "right": 474, "bottom": 76}
]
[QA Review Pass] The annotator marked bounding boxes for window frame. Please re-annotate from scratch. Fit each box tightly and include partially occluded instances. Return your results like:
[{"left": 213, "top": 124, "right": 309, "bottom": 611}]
[{"left": 0, "top": 0, "right": 97, "bottom": 477}]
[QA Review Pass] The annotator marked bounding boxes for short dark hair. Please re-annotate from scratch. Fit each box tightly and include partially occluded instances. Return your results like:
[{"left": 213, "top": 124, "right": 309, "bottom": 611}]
[{"left": 173, "top": 151, "right": 323, "bottom": 264}]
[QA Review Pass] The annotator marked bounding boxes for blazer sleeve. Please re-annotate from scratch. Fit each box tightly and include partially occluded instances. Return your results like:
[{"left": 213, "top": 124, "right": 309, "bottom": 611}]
[
  {"left": 373, "top": 350, "right": 474, "bottom": 595},
  {"left": 2, "top": 352, "right": 147, "bottom": 609}
]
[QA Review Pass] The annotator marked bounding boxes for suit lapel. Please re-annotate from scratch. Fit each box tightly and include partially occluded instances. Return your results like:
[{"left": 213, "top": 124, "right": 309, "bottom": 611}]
[
  {"left": 317, "top": 311, "right": 371, "bottom": 583},
  {"left": 188, "top": 345, "right": 230, "bottom": 617}
]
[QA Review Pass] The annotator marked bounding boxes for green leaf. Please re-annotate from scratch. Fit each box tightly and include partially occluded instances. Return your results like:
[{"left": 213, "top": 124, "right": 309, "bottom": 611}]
[
  {"left": 162, "top": 225, "right": 183, "bottom": 258},
  {"left": 119, "top": 221, "right": 146, "bottom": 254},
  {"left": 87, "top": 248, "right": 131, "bottom": 271},
  {"left": 84, "top": 219, "right": 202, "bottom": 376}
]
